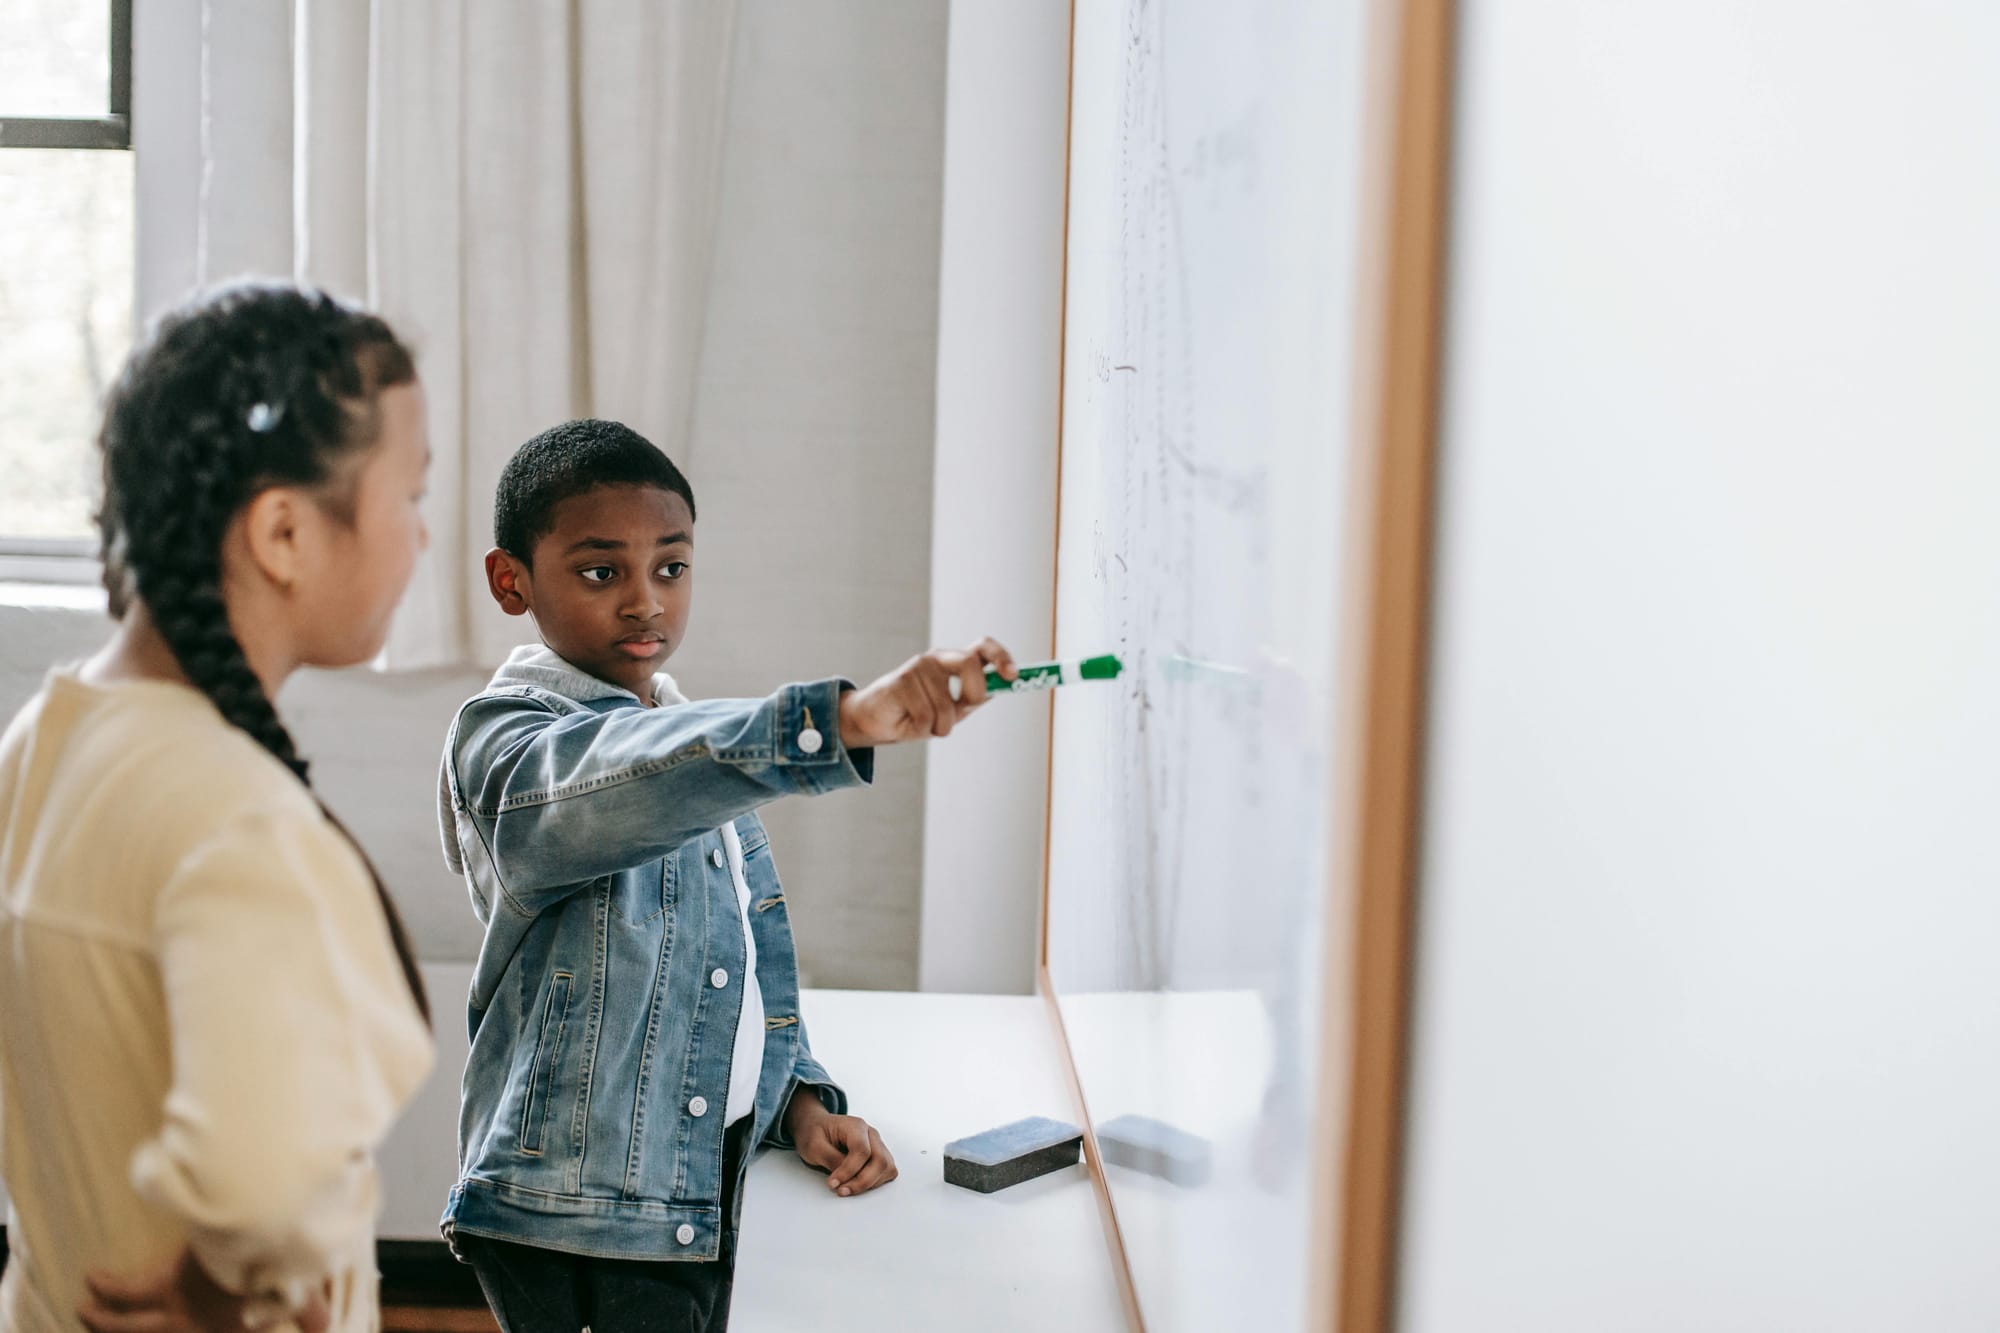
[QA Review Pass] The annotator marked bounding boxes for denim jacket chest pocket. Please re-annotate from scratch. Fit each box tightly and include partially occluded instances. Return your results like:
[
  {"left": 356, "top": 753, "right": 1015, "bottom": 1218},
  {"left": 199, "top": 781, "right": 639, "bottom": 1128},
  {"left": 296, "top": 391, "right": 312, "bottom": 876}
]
[
  {"left": 618, "top": 829, "right": 742, "bottom": 929},
  {"left": 638, "top": 830, "right": 729, "bottom": 931},
  {"left": 625, "top": 858, "right": 673, "bottom": 927}
]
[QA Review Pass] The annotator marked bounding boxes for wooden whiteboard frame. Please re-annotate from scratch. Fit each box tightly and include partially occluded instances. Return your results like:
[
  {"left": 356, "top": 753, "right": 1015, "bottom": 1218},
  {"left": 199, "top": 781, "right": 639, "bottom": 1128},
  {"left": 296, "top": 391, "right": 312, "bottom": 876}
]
[
  {"left": 1036, "top": 6, "right": 1151, "bottom": 1329},
  {"left": 1034, "top": 2, "right": 1456, "bottom": 1331},
  {"left": 1313, "top": 0, "right": 1457, "bottom": 1329}
]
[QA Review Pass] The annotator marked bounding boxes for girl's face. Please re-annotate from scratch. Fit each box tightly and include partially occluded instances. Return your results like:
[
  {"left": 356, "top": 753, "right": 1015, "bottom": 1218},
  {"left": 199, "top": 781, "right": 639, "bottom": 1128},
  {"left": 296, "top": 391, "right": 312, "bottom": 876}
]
[{"left": 294, "top": 382, "right": 432, "bottom": 667}]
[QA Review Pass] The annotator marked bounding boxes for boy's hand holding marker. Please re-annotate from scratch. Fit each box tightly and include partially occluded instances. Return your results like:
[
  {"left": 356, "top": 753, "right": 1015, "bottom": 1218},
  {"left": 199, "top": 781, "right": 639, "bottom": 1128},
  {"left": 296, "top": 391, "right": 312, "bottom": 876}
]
[
  {"left": 834, "top": 642, "right": 1125, "bottom": 749},
  {"left": 838, "top": 637, "right": 1020, "bottom": 746}
]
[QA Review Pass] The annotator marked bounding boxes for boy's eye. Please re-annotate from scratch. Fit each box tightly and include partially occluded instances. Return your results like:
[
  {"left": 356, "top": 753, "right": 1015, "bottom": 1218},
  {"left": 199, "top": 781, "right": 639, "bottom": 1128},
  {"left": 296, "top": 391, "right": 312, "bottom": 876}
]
[
  {"left": 580, "top": 566, "right": 616, "bottom": 584},
  {"left": 658, "top": 562, "right": 689, "bottom": 580}
]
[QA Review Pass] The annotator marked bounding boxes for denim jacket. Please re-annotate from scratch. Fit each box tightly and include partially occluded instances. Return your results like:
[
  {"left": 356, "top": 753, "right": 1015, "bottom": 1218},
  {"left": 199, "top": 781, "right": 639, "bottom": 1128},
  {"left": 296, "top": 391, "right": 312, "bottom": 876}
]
[{"left": 436, "top": 645, "right": 873, "bottom": 1262}]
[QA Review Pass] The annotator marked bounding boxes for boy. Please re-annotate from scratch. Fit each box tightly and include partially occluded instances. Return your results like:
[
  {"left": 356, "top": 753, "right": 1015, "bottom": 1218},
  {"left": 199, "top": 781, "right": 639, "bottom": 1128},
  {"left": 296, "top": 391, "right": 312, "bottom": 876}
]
[{"left": 436, "top": 419, "right": 1015, "bottom": 1331}]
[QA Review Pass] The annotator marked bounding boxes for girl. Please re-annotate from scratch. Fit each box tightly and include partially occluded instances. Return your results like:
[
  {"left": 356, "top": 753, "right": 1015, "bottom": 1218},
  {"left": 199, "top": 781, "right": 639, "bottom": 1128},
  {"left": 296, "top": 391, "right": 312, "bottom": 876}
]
[{"left": 0, "top": 283, "right": 435, "bottom": 1333}]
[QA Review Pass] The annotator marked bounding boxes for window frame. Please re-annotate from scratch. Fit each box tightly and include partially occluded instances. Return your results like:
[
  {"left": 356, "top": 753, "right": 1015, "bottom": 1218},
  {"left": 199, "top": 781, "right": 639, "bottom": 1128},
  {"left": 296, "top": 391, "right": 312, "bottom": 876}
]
[
  {"left": 0, "top": 538, "right": 100, "bottom": 585},
  {"left": 0, "top": 0, "right": 131, "bottom": 581},
  {"left": 0, "top": 0, "right": 131, "bottom": 149}
]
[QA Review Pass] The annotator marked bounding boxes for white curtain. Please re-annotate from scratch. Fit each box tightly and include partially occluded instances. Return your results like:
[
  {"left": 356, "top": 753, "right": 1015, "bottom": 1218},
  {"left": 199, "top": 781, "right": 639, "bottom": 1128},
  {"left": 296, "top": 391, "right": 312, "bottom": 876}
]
[{"left": 179, "top": 0, "right": 739, "bottom": 667}]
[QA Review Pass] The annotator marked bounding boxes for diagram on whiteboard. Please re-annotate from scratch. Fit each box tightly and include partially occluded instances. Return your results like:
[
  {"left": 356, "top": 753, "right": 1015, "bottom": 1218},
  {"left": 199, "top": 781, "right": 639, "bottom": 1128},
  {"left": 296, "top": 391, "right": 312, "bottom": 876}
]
[
  {"left": 1044, "top": 1, "right": 1373, "bottom": 1329},
  {"left": 1050, "top": 3, "right": 1312, "bottom": 1000}
]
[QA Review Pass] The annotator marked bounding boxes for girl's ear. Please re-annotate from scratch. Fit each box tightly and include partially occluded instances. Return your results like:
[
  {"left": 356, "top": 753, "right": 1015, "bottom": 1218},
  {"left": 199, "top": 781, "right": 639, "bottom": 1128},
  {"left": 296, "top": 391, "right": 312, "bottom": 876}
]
[
  {"left": 238, "top": 487, "right": 308, "bottom": 593},
  {"left": 485, "top": 548, "right": 533, "bottom": 617}
]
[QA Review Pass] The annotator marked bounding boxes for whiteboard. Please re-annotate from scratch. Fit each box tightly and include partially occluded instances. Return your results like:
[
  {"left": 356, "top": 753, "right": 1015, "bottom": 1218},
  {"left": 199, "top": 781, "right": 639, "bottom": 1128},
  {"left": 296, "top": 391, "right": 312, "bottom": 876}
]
[{"left": 1045, "top": 2, "right": 1373, "bottom": 1328}]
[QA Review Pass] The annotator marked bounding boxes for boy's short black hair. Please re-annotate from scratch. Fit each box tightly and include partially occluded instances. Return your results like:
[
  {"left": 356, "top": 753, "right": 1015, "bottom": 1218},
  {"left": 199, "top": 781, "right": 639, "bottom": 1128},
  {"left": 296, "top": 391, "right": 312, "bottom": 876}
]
[{"left": 493, "top": 418, "right": 697, "bottom": 561}]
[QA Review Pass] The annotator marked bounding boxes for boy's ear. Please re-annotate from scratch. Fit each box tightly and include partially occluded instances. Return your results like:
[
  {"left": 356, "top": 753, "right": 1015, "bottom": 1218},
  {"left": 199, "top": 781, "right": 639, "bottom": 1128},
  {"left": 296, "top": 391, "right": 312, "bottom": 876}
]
[{"left": 485, "top": 547, "right": 532, "bottom": 617}]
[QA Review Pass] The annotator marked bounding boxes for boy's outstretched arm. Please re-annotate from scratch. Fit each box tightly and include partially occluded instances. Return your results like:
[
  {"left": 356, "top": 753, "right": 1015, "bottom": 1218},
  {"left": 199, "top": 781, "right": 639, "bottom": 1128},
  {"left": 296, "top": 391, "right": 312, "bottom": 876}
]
[
  {"left": 453, "top": 680, "right": 864, "bottom": 907},
  {"left": 452, "top": 639, "right": 1017, "bottom": 913}
]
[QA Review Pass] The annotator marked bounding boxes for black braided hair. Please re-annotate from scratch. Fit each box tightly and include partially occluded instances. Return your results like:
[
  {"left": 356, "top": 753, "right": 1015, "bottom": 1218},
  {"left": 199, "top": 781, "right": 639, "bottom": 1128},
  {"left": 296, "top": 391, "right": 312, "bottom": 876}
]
[{"left": 97, "top": 281, "right": 430, "bottom": 1024}]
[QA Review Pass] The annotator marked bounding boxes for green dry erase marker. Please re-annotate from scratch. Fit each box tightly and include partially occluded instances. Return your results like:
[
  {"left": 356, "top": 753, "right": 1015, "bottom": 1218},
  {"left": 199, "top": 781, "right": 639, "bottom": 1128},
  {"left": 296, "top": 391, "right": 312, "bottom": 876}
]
[{"left": 966, "top": 653, "right": 1124, "bottom": 697}]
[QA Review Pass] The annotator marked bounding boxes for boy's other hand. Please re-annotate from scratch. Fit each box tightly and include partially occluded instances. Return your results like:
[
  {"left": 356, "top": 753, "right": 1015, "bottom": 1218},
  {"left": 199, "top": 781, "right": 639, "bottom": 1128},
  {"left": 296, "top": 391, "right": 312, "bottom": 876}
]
[
  {"left": 786, "top": 1095, "right": 899, "bottom": 1198},
  {"left": 838, "top": 637, "right": 1018, "bottom": 748}
]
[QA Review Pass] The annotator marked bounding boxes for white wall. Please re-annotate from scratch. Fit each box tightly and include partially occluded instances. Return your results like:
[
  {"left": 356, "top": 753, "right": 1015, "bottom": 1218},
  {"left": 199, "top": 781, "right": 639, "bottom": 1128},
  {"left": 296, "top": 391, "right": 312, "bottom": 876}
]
[
  {"left": 916, "top": 0, "right": 1070, "bottom": 995},
  {"left": 130, "top": 0, "right": 200, "bottom": 323},
  {"left": 378, "top": 962, "right": 474, "bottom": 1238},
  {"left": 1399, "top": 5, "right": 2000, "bottom": 1331},
  {"left": 671, "top": 0, "right": 950, "bottom": 989}
]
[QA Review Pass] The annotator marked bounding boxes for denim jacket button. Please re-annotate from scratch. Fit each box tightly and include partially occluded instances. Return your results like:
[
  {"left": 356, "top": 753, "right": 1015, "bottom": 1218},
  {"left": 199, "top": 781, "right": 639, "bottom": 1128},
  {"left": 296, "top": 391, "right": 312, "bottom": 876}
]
[
  {"left": 798, "top": 727, "right": 824, "bottom": 755},
  {"left": 689, "top": 1096, "right": 709, "bottom": 1118},
  {"left": 711, "top": 968, "right": 729, "bottom": 989},
  {"left": 676, "top": 1224, "right": 696, "bottom": 1246},
  {"left": 711, "top": 848, "right": 725, "bottom": 869}
]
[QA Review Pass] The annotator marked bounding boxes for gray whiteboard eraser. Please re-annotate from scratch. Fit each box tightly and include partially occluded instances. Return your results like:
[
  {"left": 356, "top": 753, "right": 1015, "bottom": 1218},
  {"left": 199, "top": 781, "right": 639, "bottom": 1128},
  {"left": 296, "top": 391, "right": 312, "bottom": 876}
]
[
  {"left": 1096, "top": 1113, "right": 1213, "bottom": 1187},
  {"left": 943, "top": 1116, "right": 1083, "bottom": 1193}
]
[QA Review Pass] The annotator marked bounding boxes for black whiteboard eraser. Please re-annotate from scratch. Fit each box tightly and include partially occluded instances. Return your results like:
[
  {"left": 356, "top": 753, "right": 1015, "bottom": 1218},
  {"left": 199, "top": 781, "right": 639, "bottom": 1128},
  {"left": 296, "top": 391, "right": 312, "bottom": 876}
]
[
  {"left": 943, "top": 1116, "right": 1083, "bottom": 1193},
  {"left": 1096, "top": 1113, "right": 1213, "bottom": 1187}
]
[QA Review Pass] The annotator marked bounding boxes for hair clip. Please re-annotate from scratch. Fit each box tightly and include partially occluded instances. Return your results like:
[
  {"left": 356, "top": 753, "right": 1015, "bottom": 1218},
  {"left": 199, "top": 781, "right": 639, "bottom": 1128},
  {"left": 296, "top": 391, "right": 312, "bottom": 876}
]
[{"left": 247, "top": 401, "right": 284, "bottom": 433}]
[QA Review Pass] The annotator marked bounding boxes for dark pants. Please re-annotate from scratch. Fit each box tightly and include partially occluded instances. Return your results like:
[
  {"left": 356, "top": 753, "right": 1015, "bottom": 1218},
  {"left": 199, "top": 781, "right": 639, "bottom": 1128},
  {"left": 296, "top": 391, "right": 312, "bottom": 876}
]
[{"left": 461, "top": 1117, "right": 753, "bottom": 1333}]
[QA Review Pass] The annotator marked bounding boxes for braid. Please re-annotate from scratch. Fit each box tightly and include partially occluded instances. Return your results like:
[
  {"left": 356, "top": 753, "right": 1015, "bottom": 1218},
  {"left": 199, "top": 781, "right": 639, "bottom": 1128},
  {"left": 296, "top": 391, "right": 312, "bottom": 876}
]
[
  {"left": 134, "top": 411, "right": 310, "bottom": 777},
  {"left": 100, "top": 282, "right": 429, "bottom": 1024}
]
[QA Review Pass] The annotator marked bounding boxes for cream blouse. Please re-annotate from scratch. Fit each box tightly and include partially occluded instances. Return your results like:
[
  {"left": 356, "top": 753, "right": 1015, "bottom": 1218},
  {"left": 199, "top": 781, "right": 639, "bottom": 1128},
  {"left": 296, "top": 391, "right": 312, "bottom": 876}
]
[{"left": 0, "top": 670, "right": 433, "bottom": 1333}]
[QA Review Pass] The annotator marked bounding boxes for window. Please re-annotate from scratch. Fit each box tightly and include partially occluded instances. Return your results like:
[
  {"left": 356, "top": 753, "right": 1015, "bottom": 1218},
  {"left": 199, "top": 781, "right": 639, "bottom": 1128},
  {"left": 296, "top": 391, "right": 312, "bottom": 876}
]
[{"left": 0, "top": 0, "right": 132, "bottom": 581}]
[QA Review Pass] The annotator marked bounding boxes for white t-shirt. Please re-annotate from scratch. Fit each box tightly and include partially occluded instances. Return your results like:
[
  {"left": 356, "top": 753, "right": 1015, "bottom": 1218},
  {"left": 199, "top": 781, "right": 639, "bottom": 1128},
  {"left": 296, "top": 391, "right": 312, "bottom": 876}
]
[
  {"left": 652, "top": 673, "right": 766, "bottom": 1126},
  {"left": 718, "top": 820, "right": 767, "bottom": 1125}
]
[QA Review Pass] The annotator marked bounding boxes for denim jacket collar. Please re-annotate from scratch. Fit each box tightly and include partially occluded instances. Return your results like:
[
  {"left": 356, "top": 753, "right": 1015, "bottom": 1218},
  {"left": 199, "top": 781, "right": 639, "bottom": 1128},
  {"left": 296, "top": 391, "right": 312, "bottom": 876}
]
[
  {"left": 437, "top": 644, "right": 688, "bottom": 876},
  {"left": 489, "top": 641, "right": 689, "bottom": 708}
]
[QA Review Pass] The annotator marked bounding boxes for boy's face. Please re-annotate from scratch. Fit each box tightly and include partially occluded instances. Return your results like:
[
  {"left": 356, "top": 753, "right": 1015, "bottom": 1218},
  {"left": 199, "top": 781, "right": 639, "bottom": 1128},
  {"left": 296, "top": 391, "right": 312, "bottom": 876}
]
[{"left": 485, "top": 483, "right": 695, "bottom": 704}]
